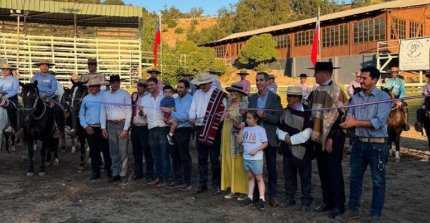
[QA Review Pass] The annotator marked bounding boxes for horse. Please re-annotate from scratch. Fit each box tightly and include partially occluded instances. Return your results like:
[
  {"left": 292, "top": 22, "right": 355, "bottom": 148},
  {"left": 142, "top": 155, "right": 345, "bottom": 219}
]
[
  {"left": 416, "top": 96, "right": 430, "bottom": 162},
  {"left": 20, "top": 81, "right": 59, "bottom": 176},
  {"left": 382, "top": 87, "right": 406, "bottom": 162},
  {"left": 63, "top": 81, "right": 89, "bottom": 172}
]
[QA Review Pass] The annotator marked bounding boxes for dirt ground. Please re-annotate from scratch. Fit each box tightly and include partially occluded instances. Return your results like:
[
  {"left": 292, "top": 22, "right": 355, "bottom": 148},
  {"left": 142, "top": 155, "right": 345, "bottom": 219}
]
[{"left": 1, "top": 128, "right": 430, "bottom": 223}]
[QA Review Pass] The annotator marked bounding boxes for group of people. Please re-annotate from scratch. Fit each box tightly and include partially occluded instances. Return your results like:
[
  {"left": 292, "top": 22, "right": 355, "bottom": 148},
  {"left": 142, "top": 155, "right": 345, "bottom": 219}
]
[{"left": 0, "top": 58, "right": 403, "bottom": 223}]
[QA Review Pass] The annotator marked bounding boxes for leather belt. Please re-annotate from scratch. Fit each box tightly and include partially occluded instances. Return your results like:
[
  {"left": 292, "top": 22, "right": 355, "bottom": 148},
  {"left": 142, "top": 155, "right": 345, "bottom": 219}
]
[
  {"left": 358, "top": 137, "right": 386, "bottom": 143},
  {"left": 133, "top": 124, "right": 147, "bottom": 127},
  {"left": 88, "top": 124, "right": 101, "bottom": 128},
  {"left": 108, "top": 119, "right": 125, "bottom": 124}
]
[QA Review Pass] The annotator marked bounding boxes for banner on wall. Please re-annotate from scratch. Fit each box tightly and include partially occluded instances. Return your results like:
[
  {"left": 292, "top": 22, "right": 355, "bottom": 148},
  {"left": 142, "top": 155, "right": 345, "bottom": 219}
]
[{"left": 399, "top": 38, "right": 430, "bottom": 71}]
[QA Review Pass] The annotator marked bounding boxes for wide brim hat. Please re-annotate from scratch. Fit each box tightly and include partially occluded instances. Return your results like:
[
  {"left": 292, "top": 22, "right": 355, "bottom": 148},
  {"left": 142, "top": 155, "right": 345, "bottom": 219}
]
[
  {"left": 87, "top": 58, "right": 97, "bottom": 64},
  {"left": 137, "top": 78, "right": 147, "bottom": 85},
  {"left": 208, "top": 69, "right": 223, "bottom": 75},
  {"left": 225, "top": 82, "right": 248, "bottom": 96},
  {"left": 108, "top": 75, "right": 121, "bottom": 82},
  {"left": 286, "top": 86, "right": 303, "bottom": 96},
  {"left": 299, "top": 73, "right": 308, "bottom": 78},
  {"left": 307, "top": 62, "right": 340, "bottom": 71},
  {"left": 191, "top": 72, "right": 218, "bottom": 85},
  {"left": 147, "top": 68, "right": 161, "bottom": 74},
  {"left": 237, "top": 69, "right": 249, "bottom": 75},
  {"left": 33, "top": 59, "right": 55, "bottom": 67},
  {"left": 85, "top": 79, "right": 108, "bottom": 86},
  {"left": 1, "top": 64, "right": 15, "bottom": 70}
]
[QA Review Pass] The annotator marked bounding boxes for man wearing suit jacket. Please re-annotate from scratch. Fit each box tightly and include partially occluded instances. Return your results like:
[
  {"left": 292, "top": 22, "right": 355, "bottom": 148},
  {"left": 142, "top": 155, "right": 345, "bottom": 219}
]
[{"left": 248, "top": 71, "right": 282, "bottom": 206}]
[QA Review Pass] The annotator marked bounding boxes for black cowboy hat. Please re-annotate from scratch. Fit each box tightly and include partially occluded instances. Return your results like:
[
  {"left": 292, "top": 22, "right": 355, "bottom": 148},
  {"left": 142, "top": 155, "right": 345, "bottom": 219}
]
[
  {"left": 147, "top": 68, "right": 161, "bottom": 74},
  {"left": 307, "top": 62, "right": 340, "bottom": 71},
  {"left": 299, "top": 73, "right": 308, "bottom": 78},
  {"left": 237, "top": 69, "right": 249, "bottom": 75},
  {"left": 108, "top": 75, "right": 121, "bottom": 82}
]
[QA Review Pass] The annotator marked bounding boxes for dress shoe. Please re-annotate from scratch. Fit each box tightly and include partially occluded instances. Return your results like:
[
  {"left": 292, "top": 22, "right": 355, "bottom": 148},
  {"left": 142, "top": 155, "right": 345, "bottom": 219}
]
[
  {"left": 341, "top": 210, "right": 360, "bottom": 221},
  {"left": 212, "top": 186, "right": 221, "bottom": 195},
  {"left": 280, "top": 199, "right": 296, "bottom": 208},
  {"left": 268, "top": 196, "right": 279, "bottom": 207},
  {"left": 89, "top": 173, "right": 100, "bottom": 180},
  {"left": 328, "top": 208, "right": 344, "bottom": 219},
  {"left": 108, "top": 176, "right": 120, "bottom": 183},
  {"left": 300, "top": 205, "right": 311, "bottom": 213},
  {"left": 147, "top": 177, "right": 160, "bottom": 185},
  {"left": 314, "top": 202, "right": 332, "bottom": 213},
  {"left": 133, "top": 175, "right": 143, "bottom": 181},
  {"left": 195, "top": 184, "right": 208, "bottom": 194}
]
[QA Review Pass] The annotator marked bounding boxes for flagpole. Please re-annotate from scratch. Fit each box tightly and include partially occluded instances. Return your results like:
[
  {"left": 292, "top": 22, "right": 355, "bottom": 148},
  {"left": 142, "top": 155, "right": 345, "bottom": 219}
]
[
  {"left": 159, "top": 11, "right": 163, "bottom": 81},
  {"left": 317, "top": 7, "right": 321, "bottom": 62}
]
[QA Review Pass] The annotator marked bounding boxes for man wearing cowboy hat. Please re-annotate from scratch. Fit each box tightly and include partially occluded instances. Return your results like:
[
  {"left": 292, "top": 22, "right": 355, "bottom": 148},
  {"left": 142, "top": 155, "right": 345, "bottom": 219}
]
[
  {"left": 306, "top": 61, "right": 348, "bottom": 218},
  {"left": 147, "top": 68, "right": 164, "bottom": 91},
  {"left": 298, "top": 73, "right": 311, "bottom": 100},
  {"left": 31, "top": 59, "right": 65, "bottom": 136},
  {"left": 383, "top": 66, "right": 409, "bottom": 131},
  {"left": 130, "top": 78, "right": 154, "bottom": 183},
  {"left": 100, "top": 75, "right": 132, "bottom": 184},
  {"left": 0, "top": 63, "right": 19, "bottom": 131},
  {"left": 248, "top": 71, "right": 282, "bottom": 207},
  {"left": 79, "top": 79, "right": 112, "bottom": 180},
  {"left": 189, "top": 72, "right": 227, "bottom": 195},
  {"left": 237, "top": 70, "right": 251, "bottom": 94},
  {"left": 268, "top": 74, "right": 278, "bottom": 93},
  {"left": 181, "top": 72, "right": 197, "bottom": 95},
  {"left": 276, "top": 86, "right": 313, "bottom": 212},
  {"left": 207, "top": 69, "right": 223, "bottom": 90}
]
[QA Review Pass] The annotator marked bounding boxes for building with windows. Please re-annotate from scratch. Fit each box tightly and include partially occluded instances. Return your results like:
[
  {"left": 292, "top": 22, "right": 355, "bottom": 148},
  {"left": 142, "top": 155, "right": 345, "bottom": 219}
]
[{"left": 203, "top": 0, "right": 430, "bottom": 84}]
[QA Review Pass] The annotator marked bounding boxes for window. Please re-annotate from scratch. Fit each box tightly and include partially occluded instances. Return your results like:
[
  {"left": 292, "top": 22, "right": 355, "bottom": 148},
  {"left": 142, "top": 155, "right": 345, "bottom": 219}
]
[
  {"left": 354, "top": 17, "right": 385, "bottom": 43},
  {"left": 410, "top": 21, "right": 424, "bottom": 38},
  {"left": 215, "top": 46, "right": 226, "bottom": 58},
  {"left": 273, "top": 35, "right": 290, "bottom": 49},
  {"left": 322, "top": 24, "right": 348, "bottom": 47},
  {"left": 294, "top": 30, "right": 313, "bottom": 47},
  {"left": 391, "top": 18, "right": 406, "bottom": 39}
]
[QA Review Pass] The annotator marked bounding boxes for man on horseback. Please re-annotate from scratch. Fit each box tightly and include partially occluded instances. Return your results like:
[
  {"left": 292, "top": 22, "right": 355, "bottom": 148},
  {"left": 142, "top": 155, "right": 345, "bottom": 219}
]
[
  {"left": 383, "top": 66, "right": 409, "bottom": 131},
  {"left": 0, "top": 63, "right": 19, "bottom": 132},
  {"left": 80, "top": 58, "right": 107, "bottom": 91},
  {"left": 30, "top": 59, "right": 65, "bottom": 136}
]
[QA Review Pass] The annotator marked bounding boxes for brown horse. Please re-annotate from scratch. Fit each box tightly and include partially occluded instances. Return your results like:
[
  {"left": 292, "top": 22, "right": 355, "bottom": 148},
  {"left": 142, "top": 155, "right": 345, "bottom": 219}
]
[{"left": 382, "top": 88, "right": 406, "bottom": 162}]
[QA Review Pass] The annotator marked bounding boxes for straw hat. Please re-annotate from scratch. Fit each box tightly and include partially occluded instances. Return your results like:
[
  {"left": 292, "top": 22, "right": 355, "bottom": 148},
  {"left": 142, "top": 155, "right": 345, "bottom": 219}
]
[
  {"left": 87, "top": 58, "right": 97, "bottom": 64},
  {"left": 1, "top": 64, "right": 15, "bottom": 70},
  {"left": 85, "top": 79, "right": 107, "bottom": 87},
  {"left": 286, "top": 86, "right": 303, "bottom": 96},
  {"left": 33, "top": 59, "right": 55, "bottom": 67},
  {"left": 191, "top": 72, "right": 218, "bottom": 85},
  {"left": 137, "top": 78, "right": 147, "bottom": 85},
  {"left": 208, "top": 69, "right": 223, "bottom": 75},
  {"left": 225, "top": 82, "right": 248, "bottom": 96},
  {"left": 237, "top": 69, "right": 249, "bottom": 75}
]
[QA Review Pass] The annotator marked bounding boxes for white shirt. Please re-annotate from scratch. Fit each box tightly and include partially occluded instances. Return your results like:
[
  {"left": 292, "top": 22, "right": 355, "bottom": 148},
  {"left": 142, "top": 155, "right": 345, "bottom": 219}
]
[
  {"left": 100, "top": 88, "right": 132, "bottom": 130},
  {"left": 133, "top": 92, "right": 149, "bottom": 126},
  {"left": 275, "top": 104, "right": 312, "bottom": 145},
  {"left": 242, "top": 126, "right": 268, "bottom": 160},
  {"left": 189, "top": 87, "right": 227, "bottom": 126},
  {"left": 141, "top": 92, "right": 167, "bottom": 129}
]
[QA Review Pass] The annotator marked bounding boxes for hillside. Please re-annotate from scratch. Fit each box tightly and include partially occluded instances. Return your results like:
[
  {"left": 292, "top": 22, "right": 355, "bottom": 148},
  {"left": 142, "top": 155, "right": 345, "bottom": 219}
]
[{"left": 161, "top": 17, "right": 218, "bottom": 47}]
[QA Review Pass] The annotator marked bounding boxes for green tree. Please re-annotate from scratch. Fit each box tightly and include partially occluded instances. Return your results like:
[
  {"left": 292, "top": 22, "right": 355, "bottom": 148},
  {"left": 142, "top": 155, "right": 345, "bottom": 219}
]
[
  {"left": 239, "top": 34, "right": 278, "bottom": 67},
  {"left": 290, "top": 0, "right": 341, "bottom": 20}
]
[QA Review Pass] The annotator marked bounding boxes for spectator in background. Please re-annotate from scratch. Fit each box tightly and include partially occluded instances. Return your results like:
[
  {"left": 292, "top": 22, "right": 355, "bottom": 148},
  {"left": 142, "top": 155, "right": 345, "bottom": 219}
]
[
  {"left": 237, "top": 70, "right": 251, "bottom": 94},
  {"left": 268, "top": 74, "right": 278, "bottom": 93},
  {"left": 348, "top": 71, "right": 362, "bottom": 98}
]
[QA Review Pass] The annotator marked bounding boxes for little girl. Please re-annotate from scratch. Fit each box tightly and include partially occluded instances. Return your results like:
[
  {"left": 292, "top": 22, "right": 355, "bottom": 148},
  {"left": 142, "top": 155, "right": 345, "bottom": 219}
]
[{"left": 237, "top": 111, "right": 268, "bottom": 210}]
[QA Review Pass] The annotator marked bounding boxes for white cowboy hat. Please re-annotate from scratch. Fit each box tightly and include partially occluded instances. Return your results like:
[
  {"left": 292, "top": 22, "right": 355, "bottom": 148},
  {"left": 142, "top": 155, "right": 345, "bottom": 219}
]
[
  {"left": 286, "top": 86, "right": 303, "bottom": 96},
  {"left": 191, "top": 72, "right": 218, "bottom": 85}
]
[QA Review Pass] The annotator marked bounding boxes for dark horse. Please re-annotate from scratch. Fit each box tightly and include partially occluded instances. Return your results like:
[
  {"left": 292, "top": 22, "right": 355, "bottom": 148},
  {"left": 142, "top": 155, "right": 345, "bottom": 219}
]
[
  {"left": 63, "top": 81, "right": 89, "bottom": 172},
  {"left": 416, "top": 96, "right": 430, "bottom": 162},
  {"left": 382, "top": 87, "right": 406, "bottom": 162},
  {"left": 20, "top": 81, "right": 59, "bottom": 176}
]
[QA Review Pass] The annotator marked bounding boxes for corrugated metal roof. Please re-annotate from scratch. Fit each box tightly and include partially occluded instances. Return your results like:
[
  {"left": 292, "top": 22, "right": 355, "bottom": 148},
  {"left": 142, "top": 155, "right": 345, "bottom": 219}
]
[
  {"left": 207, "top": 0, "right": 430, "bottom": 45},
  {"left": 1, "top": 0, "right": 143, "bottom": 18}
]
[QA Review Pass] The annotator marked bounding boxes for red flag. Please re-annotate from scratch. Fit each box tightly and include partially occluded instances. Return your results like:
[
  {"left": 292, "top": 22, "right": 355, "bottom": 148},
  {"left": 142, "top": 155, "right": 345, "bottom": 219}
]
[
  {"left": 153, "top": 20, "right": 161, "bottom": 67},
  {"left": 310, "top": 10, "right": 320, "bottom": 66}
]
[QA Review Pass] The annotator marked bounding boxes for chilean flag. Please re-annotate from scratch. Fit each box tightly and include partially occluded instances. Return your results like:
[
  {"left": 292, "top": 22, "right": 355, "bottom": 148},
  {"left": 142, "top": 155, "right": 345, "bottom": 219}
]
[
  {"left": 310, "top": 9, "right": 320, "bottom": 66},
  {"left": 153, "top": 20, "right": 161, "bottom": 67}
]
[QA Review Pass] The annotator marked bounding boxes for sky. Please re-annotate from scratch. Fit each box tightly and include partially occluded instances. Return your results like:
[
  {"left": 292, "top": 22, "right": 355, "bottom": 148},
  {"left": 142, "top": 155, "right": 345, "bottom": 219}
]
[{"left": 124, "top": 0, "right": 239, "bottom": 16}]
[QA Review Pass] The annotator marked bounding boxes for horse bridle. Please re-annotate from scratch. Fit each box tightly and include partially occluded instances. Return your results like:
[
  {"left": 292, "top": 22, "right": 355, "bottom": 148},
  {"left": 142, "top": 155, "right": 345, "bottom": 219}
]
[{"left": 22, "top": 89, "right": 47, "bottom": 120}]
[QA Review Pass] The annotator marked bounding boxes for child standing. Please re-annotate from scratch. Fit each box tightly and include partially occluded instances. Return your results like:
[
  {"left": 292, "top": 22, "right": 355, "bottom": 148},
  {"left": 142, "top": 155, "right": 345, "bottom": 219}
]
[
  {"left": 160, "top": 85, "right": 178, "bottom": 145},
  {"left": 237, "top": 111, "right": 268, "bottom": 210}
]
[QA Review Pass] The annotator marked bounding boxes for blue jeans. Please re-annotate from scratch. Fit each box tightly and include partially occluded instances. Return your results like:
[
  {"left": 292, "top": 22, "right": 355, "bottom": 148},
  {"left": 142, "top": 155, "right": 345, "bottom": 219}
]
[
  {"left": 148, "top": 127, "right": 171, "bottom": 182},
  {"left": 348, "top": 140, "right": 389, "bottom": 218},
  {"left": 107, "top": 121, "right": 129, "bottom": 177}
]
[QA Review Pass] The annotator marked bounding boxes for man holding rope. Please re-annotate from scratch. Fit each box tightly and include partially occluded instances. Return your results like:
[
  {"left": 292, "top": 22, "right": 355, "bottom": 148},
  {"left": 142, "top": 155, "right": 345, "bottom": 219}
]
[{"left": 339, "top": 66, "right": 391, "bottom": 223}]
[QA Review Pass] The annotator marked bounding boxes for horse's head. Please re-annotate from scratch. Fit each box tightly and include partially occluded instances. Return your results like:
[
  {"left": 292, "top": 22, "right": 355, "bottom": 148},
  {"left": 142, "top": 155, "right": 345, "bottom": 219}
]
[{"left": 20, "top": 81, "right": 40, "bottom": 111}]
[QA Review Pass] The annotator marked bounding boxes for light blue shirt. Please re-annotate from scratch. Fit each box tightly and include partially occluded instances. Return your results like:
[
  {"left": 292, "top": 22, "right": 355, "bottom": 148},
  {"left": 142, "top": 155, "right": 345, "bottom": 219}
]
[
  {"left": 172, "top": 93, "right": 193, "bottom": 128},
  {"left": 347, "top": 87, "right": 391, "bottom": 138},
  {"left": 30, "top": 73, "right": 57, "bottom": 98},
  {"left": 383, "top": 77, "right": 405, "bottom": 98},
  {"left": 257, "top": 91, "right": 269, "bottom": 109},
  {"left": 0, "top": 76, "right": 19, "bottom": 98},
  {"left": 79, "top": 92, "right": 102, "bottom": 129},
  {"left": 100, "top": 88, "right": 132, "bottom": 130}
]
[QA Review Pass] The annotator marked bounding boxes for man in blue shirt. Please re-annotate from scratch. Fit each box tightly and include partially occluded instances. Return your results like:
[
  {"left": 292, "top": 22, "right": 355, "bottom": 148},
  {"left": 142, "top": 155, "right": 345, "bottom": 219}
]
[
  {"left": 31, "top": 60, "right": 65, "bottom": 136},
  {"left": 340, "top": 66, "right": 391, "bottom": 223},
  {"left": 0, "top": 64, "right": 19, "bottom": 131},
  {"left": 162, "top": 79, "right": 193, "bottom": 190},
  {"left": 383, "top": 66, "right": 409, "bottom": 130},
  {"left": 79, "top": 79, "right": 112, "bottom": 180}
]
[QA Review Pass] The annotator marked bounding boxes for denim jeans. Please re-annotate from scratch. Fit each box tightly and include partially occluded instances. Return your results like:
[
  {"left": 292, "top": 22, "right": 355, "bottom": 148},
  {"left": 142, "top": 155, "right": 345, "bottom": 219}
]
[
  {"left": 348, "top": 140, "right": 389, "bottom": 218},
  {"left": 148, "top": 127, "right": 171, "bottom": 182},
  {"left": 131, "top": 126, "right": 153, "bottom": 179},
  {"left": 107, "top": 121, "right": 129, "bottom": 177}
]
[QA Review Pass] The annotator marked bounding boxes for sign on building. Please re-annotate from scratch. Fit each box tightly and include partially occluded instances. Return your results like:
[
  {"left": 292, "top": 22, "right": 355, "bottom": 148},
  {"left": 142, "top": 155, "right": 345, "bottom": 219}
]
[{"left": 399, "top": 38, "right": 430, "bottom": 70}]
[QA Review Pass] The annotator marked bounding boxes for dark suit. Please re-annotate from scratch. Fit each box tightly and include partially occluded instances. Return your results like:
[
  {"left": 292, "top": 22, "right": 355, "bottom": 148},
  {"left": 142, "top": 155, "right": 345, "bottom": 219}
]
[{"left": 248, "top": 90, "right": 282, "bottom": 197}]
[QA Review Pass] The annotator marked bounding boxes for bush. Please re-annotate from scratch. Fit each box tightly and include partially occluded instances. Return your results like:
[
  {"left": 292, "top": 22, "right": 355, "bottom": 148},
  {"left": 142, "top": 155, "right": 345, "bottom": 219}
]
[
  {"left": 166, "top": 19, "right": 177, "bottom": 28},
  {"left": 174, "top": 28, "right": 184, "bottom": 34}
]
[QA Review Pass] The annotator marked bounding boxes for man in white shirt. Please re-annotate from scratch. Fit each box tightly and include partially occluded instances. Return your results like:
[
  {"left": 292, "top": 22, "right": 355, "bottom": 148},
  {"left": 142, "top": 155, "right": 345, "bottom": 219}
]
[
  {"left": 189, "top": 72, "right": 227, "bottom": 195},
  {"left": 100, "top": 75, "right": 132, "bottom": 184},
  {"left": 141, "top": 77, "right": 171, "bottom": 188}
]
